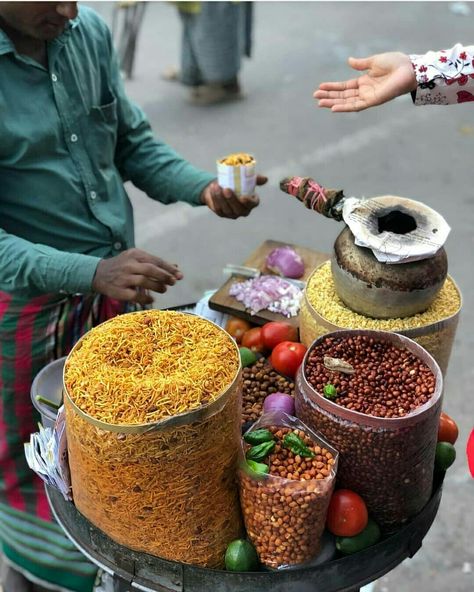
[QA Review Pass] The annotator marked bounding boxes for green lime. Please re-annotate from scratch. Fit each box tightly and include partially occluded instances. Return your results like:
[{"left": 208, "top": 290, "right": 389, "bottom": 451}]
[
  {"left": 336, "top": 518, "right": 381, "bottom": 554},
  {"left": 225, "top": 539, "right": 259, "bottom": 572},
  {"left": 239, "top": 347, "right": 258, "bottom": 368},
  {"left": 435, "top": 442, "right": 456, "bottom": 471}
]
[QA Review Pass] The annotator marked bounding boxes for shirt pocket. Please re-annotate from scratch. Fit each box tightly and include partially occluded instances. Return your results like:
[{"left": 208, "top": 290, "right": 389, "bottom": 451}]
[{"left": 87, "top": 97, "right": 118, "bottom": 169}]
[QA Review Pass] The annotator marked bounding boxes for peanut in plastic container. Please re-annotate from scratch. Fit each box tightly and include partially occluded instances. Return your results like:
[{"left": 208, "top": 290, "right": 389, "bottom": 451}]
[
  {"left": 295, "top": 329, "right": 443, "bottom": 530},
  {"left": 238, "top": 412, "right": 338, "bottom": 569}
]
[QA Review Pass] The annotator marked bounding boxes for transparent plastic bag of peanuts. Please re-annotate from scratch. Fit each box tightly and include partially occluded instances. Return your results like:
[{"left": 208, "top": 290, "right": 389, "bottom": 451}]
[{"left": 238, "top": 411, "right": 338, "bottom": 569}]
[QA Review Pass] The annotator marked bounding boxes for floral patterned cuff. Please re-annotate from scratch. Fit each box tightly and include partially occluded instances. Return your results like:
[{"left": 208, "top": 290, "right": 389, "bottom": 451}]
[{"left": 410, "top": 43, "right": 474, "bottom": 105}]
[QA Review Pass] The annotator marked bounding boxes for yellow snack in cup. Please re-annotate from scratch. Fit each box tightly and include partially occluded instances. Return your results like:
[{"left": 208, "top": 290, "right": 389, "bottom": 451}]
[{"left": 217, "top": 153, "right": 257, "bottom": 197}]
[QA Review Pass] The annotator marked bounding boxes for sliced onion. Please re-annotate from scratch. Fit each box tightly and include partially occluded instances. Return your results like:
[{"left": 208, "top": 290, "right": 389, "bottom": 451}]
[
  {"left": 263, "top": 392, "right": 295, "bottom": 415},
  {"left": 266, "top": 246, "right": 305, "bottom": 279}
]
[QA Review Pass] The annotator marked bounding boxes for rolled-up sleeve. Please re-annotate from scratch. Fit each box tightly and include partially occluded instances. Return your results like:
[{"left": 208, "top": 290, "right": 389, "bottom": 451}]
[
  {"left": 0, "top": 228, "right": 100, "bottom": 295},
  {"left": 410, "top": 43, "right": 474, "bottom": 105}
]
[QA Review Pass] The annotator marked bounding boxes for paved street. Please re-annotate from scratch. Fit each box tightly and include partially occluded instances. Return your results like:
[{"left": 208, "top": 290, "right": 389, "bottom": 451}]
[{"left": 89, "top": 3, "right": 474, "bottom": 591}]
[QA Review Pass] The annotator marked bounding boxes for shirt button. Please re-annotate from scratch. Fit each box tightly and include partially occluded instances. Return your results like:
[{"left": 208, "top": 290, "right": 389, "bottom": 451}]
[
  {"left": 70, "top": 134, "right": 78, "bottom": 143},
  {"left": 51, "top": 73, "right": 58, "bottom": 82},
  {"left": 113, "top": 242, "right": 123, "bottom": 250},
  {"left": 90, "top": 191, "right": 97, "bottom": 200}
]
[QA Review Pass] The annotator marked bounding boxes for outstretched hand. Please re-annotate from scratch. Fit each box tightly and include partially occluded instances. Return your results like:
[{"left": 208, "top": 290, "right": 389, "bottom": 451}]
[
  {"left": 314, "top": 52, "right": 417, "bottom": 112},
  {"left": 201, "top": 175, "right": 268, "bottom": 219}
]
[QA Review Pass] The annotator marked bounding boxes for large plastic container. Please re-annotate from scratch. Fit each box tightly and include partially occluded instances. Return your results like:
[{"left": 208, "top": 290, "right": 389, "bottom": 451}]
[
  {"left": 300, "top": 261, "right": 462, "bottom": 376},
  {"left": 64, "top": 310, "right": 243, "bottom": 568},
  {"left": 295, "top": 330, "right": 443, "bottom": 529}
]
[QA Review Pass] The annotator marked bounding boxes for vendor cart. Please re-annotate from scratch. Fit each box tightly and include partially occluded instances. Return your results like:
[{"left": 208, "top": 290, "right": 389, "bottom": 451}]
[{"left": 46, "top": 476, "right": 443, "bottom": 592}]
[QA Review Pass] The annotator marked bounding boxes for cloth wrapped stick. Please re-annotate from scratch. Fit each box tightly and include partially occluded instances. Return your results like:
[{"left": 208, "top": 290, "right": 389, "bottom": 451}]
[{"left": 280, "top": 176, "right": 345, "bottom": 221}]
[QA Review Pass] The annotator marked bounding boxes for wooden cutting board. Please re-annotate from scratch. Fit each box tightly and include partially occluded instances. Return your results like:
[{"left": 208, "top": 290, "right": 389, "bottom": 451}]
[{"left": 208, "top": 240, "right": 329, "bottom": 327}]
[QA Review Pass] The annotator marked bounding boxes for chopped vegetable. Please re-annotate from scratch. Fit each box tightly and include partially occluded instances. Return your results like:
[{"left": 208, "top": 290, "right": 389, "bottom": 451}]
[
  {"left": 266, "top": 246, "right": 305, "bottom": 279},
  {"left": 323, "top": 384, "right": 338, "bottom": 400},
  {"left": 246, "top": 440, "right": 276, "bottom": 462},
  {"left": 282, "top": 432, "right": 315, "bottom": 458},
  {"left": 262, "top": 392, "right": 295, "bottom": 416},
  {"left": 243, "top": 429, "right": 275, "bottom": 445},
  {"left": 229, "top": 275, "right": 302, "bottom": 318}
]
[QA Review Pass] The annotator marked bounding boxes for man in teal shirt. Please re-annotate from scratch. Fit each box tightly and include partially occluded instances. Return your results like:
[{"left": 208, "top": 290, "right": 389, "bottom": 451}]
[{"left": 0, "top": 3, "right": 265, "bottom": 591}]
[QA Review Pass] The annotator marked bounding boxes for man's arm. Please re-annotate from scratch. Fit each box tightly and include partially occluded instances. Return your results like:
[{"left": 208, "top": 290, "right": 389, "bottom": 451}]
[
  {"left": 103, "top": 25, "right": 214, "bottom": 206},
  {"left": 0, "top": 228, "right": 100, "bottom": 294}
]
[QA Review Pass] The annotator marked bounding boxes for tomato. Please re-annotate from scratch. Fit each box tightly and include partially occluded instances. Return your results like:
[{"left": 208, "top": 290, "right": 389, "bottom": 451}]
[
  {"left": 326, "top": 489, "right": 369, "bottom": 537},
  {"left": 467, "top": 428, "right": 474, "bottom": 478},
  {"left": 261, "top": 321, "right": 298, "bottom": 350},
  {"left": 438, "top": 411, "right": 459, "bottom": 445},
  {"left": 241, "top": 327, "right": 266, "bottom": 353},
  {"left": 270, "top": 341, "right": 307, "bottom": 378},
  {"left": 225, "top": 317, "right": 252, "bottom": 344}
]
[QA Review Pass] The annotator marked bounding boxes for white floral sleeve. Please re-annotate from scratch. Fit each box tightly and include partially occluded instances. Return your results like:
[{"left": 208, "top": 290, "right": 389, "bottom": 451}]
[{"left": 410, "top": 43, "right": 474, "bottom": 105}]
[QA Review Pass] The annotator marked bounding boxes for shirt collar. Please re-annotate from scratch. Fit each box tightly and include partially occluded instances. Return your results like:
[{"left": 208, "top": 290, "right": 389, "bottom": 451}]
[{"left": 0, "top": 13, "right": 80, "bottom": 56}]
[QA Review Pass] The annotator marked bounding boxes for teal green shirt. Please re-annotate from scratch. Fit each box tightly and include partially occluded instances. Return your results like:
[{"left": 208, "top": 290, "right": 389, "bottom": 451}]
[{"left": 0, "top": 6, "right": 214, "bottom": 298}]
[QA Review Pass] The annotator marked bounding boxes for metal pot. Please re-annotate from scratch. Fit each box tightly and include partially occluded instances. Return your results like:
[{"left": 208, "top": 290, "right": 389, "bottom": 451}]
[{"left": 332, "top": 226, "right": 448, "bottom": 319}]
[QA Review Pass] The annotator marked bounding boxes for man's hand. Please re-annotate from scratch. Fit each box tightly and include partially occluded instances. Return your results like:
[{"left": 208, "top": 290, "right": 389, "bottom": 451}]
[
  {"left": 314, "top": 52, "right": 417, "bottom": 112},
  {"left": 92, "top": 248, "right": 182, "bottom": 305},
  {"left": 200, "top": 175, "right": 268, "bottom": 219}
]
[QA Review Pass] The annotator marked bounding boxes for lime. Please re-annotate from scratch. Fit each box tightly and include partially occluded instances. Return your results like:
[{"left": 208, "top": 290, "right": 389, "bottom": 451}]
[
  {"left": 225, "top": 539, "right": 259, "bottom": 572},
  {"left": 239, "top": 347, "right": 258, "bottom": 368},
  {"left": 435, "top": 442, "right": 456, "bottom": 471}
]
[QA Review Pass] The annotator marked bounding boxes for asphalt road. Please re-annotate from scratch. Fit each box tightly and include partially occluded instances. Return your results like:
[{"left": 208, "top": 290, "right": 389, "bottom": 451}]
[{"left": 89, "top": 3, "right": 474, "bottom": 591}]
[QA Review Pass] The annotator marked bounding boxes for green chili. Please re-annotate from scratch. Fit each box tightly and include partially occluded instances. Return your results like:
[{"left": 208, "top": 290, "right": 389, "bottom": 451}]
[
  {"left": 246, "top": 440, "right": 276, "bottom": 462},
  {"left": 246, "top": 460, "right": 270, "bottom": 475},
  {"left": 283, "top": 432, "right": 315, "bottom": 458},
  {"left": 323, "top": 383, "right": 338, "bottom": 400},
  {"left": 243, "top": 429, "right": 275, "bottom": 445}
]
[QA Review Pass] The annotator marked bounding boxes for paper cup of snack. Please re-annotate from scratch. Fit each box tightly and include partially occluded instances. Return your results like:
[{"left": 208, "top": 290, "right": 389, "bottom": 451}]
[{"left": 217, "top": 153, "right": 257, "bottom": 197}]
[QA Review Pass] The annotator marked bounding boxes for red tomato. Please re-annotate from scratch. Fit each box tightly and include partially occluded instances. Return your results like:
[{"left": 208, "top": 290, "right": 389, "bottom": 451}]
[
  {"left": 225, "top": 317, "right": 252, "bottom": 344},
  {"left": 261, "top": 321, "right": 298, "bottom": 350},
  {"left": 270, "top": 341, "right": 307, "bottom": 378},
  {"left": 326, "top": 489, "right": 369, "bottom": 537},
  {"left": 241, "top": 327, "right": 266, "bottom": 353},
  {"left": 438, "top": 411, "right": 459, "bottom": 445},
  {"left": 467, "top": 428, "right": 474, "bottom": 478}
]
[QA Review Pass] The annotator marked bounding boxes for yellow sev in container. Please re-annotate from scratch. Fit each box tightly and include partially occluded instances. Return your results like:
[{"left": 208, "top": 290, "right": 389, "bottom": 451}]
[
  {"left": 63, "top": 310, "right": 243, "bottom": 568},
  {"left": 300, "top": 261, "right": 462, "bottom": 376}
]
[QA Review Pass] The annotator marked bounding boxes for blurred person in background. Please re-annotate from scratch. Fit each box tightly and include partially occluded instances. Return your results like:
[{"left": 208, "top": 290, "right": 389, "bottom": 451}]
[
  {"left": 0, "top": 2, "right": 265, "bottom": 590},
  {"left": 163, "top": 1, "right": 253, "bottom": 105}
]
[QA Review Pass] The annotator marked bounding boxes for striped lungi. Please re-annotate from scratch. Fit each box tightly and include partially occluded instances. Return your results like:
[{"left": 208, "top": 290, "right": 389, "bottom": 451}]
[{"left": 0, "top": 291, "right": 137, "bottom": 592}]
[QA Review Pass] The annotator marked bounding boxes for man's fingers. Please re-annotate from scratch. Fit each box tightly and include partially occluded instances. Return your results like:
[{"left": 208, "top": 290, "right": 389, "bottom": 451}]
[
  {"left": 133, "top": 261, "right": 181, "bottom": 285},
  {"left": 133, "top": 252, "right": 182, "bottom": 278}
]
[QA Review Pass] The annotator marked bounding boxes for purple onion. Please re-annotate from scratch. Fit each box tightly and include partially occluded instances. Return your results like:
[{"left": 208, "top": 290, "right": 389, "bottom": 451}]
[
  {"left": 266, "top": 246, "right": 305, "bottom": 279},
  {"left": 263, "top": 392, "right": 295, "bottom": 415}
]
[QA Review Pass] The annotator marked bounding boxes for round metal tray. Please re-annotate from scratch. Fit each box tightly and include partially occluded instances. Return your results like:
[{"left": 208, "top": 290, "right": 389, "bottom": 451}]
[{"left": 47, "top": 476, "right": 443, "bottom": 592}]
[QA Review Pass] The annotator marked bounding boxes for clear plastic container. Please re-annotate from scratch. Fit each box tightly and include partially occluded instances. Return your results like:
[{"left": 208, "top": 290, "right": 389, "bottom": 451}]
[
  {"left": 295, "top": 330, "right": 443, "bottom": 530},
  {"left": 238, "top": 411, "right": 338, "bottom": 568},
  {"left": 64, "top": 311, "right": 243, "bottom": 568}
]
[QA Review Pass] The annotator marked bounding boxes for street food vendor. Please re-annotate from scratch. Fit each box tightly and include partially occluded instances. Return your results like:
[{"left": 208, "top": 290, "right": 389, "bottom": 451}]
[{"left": 0, "top": 3, "right": 266, "bottom": 591}]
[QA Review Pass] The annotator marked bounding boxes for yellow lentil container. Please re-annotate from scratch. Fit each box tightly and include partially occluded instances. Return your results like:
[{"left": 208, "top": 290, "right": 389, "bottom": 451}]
[{"left": 300, "top": 261, "right": 462, "bottom": 376}]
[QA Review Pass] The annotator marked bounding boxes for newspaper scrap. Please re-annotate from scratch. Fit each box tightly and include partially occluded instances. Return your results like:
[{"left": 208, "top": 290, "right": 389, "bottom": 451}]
[
  {"left": 24, "top": 406, "right": 72, "bottom": 501},
  {"left": 342, "top": 195, "right": 450, "bottom": 264}
]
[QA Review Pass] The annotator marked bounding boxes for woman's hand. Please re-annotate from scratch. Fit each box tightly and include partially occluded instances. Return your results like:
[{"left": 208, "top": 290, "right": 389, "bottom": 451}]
[
  {"left": 200, "top": 175, "right": 268, "bottom": 219},
  {"left": 314, "top": 52, "right": 417, "bottom": 112}
]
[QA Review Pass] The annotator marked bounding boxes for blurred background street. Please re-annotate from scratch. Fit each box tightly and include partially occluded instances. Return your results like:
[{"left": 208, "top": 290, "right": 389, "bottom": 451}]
[{"left": 88, "top": 3, "right": 473, "bottom": 591}]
